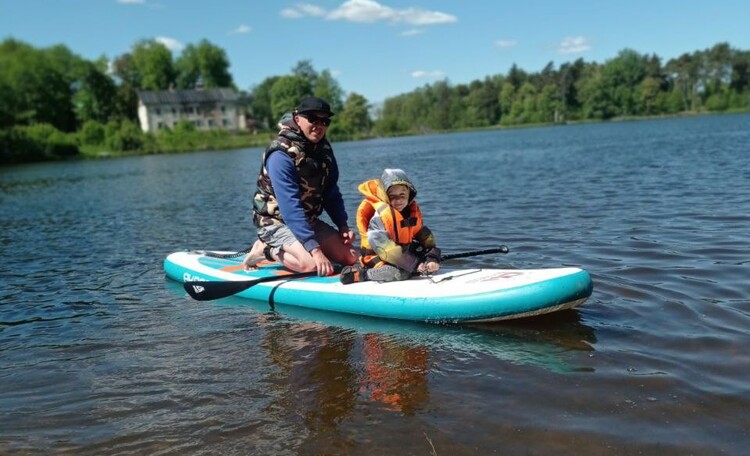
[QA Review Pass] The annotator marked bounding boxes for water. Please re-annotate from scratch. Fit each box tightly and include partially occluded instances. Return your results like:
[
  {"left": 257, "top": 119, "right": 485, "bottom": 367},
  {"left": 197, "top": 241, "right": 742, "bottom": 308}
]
[{"left": 1, "top": 113, "right": 749, "bottom": 455}]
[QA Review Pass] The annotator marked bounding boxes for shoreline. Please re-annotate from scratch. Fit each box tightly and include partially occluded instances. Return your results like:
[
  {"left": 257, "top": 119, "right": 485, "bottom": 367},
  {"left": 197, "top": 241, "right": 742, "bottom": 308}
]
[{"left": 3, "top": 109, "right": 748, "bottom": 166}]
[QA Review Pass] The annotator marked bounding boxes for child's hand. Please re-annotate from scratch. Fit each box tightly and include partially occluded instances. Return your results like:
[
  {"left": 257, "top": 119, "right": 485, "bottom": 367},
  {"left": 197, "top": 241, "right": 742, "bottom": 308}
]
[
  {"left": 340, "top": 227, "right": 356, "bottom": 245},
  {"left": 418, "top": 260, "right": 440, "bottom": 275}
]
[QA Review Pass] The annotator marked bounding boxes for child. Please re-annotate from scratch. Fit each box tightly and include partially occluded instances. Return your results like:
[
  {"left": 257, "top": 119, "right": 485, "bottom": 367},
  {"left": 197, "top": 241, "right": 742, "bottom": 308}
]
[{"left": 340, "top": 168, "right": 441, "bottom": 284}]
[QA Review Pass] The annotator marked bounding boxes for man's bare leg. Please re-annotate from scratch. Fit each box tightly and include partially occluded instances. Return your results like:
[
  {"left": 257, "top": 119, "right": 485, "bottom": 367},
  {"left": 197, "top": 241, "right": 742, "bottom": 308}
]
[{"left": 242, "top": 239, "right": 268, "bottom": 271}]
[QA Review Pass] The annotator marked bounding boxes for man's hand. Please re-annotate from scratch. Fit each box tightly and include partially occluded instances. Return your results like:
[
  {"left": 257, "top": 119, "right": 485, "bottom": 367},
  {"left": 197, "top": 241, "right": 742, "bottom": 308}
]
[
  {"left": 339, "top": 227, "right": 356, "bottom": 246},
  {"left": 310, "top": 247, "right": 334, "bottom": 276}
]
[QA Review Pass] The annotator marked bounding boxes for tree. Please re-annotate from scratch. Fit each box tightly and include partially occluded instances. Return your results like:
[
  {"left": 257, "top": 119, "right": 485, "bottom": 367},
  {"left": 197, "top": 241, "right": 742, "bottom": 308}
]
[
  {"left": 730, "top": 51, "right": 750, "bottom": 93},
  {"left": 601, "top": 49, "right": 648, "bottom": 116},
  {"left": 558, "top": 59, "right": 585, "bottom": 120},
  {"left": 507, "top": 64, "right": 527, "bottom": 89},
  {"left": 270, "top": 75, "right": 312, "bottom": 122},
  {"left": 130, "top": 39, "right": 176, "bottom": 90},
  {"left": 112, "top": 52, "right": 139, "bottom": 86},
  {"left": 498, "top": 81, "right": 515, "bottom": 121},
  {"left": 292, "top": 60, "right": 319, "bottom": 83},
  {"left": 666, "top": 52, "right": 701, "bottom": 111},
  {"left": 705, "top": 42, "right": 732, "bottom": 96},
  {"left": 314, "top": 70, "right": 344, "bottom": 114},
  {"left": 538, "top": 84, "right": 560, "bottom": 122},
  {"left": 424, "top": 80, "right": 454, "bottom": 130},
  {"left": 73, "top": 63, "right": 118, "bottom": 124},
  {"left": 639, "top": 76, "right": 663, "bottom": 115},
  {"left": 376, "top": 95, "right": 409, "bottom": 134},
  {"left": 578, "top": 65, "right": 616, "bottom": 119},
  {"left": 333, "top": 92, "right": 371, "bottom": 137},
  {"left": 110, "top": 52, "right": 140, "bottom": 121},
  {"left": 250, "top": 76, "right": 281, "bottom": 129},
  {"left": 175, "top": 39, "right": 233, "bottom": 89},
  {"left": 0, "top": 39, "right": 76, "bottom": 131}
]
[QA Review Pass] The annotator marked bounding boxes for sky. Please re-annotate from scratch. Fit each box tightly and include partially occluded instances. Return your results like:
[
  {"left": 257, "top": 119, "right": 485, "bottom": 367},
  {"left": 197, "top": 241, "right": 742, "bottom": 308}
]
[{"left": 2, "top": 0, "right": 749, "bottom": 104}]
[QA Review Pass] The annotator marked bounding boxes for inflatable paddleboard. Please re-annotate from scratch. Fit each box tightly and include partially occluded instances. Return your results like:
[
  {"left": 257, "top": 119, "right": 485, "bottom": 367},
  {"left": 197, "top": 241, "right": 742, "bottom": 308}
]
[{"left": 164, "top": 251, "right": 592, "bottom": 323}]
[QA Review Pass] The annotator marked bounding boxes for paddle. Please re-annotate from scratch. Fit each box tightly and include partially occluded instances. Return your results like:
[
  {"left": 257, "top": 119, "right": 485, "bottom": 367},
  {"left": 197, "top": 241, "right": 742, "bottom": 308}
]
[
  {"left": 183, "top": 245, "right": 510, "bottom": 301},
  {"left": 184, "top": 271, "right": 316, "bottom": 301},
  {"left": 441, "top": 245, "right": 509, "bottom": 261}
]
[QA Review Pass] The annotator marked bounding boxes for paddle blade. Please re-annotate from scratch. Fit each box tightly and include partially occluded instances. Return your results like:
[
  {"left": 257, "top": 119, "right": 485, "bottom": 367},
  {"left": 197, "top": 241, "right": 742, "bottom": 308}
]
[
  {"left": 184, "top": 280, "right": 256, "bottom": 301},
  {"left": 183, "top": 271, "right": 318, "bottom": 301}
]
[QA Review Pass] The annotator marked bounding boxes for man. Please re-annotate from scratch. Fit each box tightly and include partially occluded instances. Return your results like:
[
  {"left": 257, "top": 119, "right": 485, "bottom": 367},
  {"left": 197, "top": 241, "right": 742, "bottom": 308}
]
[{"left": 244, "top": 96, "right": 357, "bottom": 276}]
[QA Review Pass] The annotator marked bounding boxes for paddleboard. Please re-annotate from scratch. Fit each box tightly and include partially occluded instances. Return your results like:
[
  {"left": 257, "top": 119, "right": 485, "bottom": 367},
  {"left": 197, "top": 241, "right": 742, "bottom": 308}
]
[{"left": 164, "top": 250, "right": 593, "bottom": 323}]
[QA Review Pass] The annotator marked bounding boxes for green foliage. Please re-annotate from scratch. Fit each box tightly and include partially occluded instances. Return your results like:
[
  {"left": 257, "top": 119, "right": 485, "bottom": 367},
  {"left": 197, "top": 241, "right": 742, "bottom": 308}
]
[
  {"left": 0, "top": 39, "right": 77, "bottom": 131},
  {"left": 74, "top": 63, "right": 118, "bottom": 124},
  {"left": 175, "top": 39, "right": 234, "bottom": 89},
  {"left": 104, "top": 120, "right": 145, "bottom": 152},
  {"left": 1, "top": 124, "right": 80, "bottom": 164},
  {"left": 314, "top": 70, "right": 345, "bottom": 114},
  {"left": 250, "top": 76, "right": 281, "bottom": 129},
  {"left": 292, "top": 60, "right": 319, "bottom": 82},
  {"left": 330, "top": 92, "right": 371, "bottom": 138},
  {"left": 79, "top": 120, "right": 106, "bottom": 145},
  {"left": 270, "top": 76, "right": 313, "bottom": 121},
  {"left": 131, "top": 39, "right": 176, "bottom": 90}
]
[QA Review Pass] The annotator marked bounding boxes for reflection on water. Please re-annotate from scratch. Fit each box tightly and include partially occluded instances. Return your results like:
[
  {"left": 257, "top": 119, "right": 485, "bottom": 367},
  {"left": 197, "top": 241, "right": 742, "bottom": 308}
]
[
  {"left": 2, "top": 114, "right": 750, "bottom": 454},
  {"left": 170, "top": 276, "right": 597, "bottom": 375}
]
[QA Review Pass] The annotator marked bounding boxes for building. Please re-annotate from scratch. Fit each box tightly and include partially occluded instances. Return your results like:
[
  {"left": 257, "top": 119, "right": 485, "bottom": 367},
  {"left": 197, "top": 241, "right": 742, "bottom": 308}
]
[{"left": 136, "top": 88, "right": 248, "bottom": 133}]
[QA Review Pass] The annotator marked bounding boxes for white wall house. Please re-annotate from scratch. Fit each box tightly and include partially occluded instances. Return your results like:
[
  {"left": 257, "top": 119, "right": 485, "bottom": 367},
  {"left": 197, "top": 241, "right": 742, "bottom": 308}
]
[{"left": 136, "top": 88, "right": 247, "bottom": 133}]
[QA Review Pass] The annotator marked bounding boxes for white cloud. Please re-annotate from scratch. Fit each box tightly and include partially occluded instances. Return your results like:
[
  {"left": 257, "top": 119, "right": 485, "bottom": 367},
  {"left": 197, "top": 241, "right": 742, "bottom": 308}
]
[
  {"left": 559, "top": 36, "right": 591, "bottom": 54},
  {"left": 230, "top": 24, "right": 252, "bottom": 34},
  {"left": 396, "top": 7, "right": 456, "bottom": 25},
  {"left": 298, "top": 3, "right": 327, "bottom": 17},
  {"left": 116, "top": 0, "right": 145, "bottom": 4},
  {"left": 281, "top": 3, "right": 326, "bottom": 18},
  {"left": 400, "top": 28, "right": 423, "bottom": 37},
  {"left": 280, "top": 8, "right": 303, "bottom": 18},
  {"left": 410, "top": 70, "right": 445, "bottom": 79},
  {"left": 494, "top": 39, "right": 517, "bottom": 49},
  {"left": 328, "top": 0, "right": 393, "bottom": 22},
  {"left": 282, "top": 0, "right": 456, "bottom": 26},
  {"left": 156, "top": 36, "right": 184, "bottom": 52}
]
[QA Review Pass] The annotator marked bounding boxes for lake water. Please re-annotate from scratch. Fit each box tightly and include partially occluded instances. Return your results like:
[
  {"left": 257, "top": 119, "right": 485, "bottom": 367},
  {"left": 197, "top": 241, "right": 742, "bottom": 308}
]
[{"left": 1, "top": 113, "right": 749, "bottom": 455}]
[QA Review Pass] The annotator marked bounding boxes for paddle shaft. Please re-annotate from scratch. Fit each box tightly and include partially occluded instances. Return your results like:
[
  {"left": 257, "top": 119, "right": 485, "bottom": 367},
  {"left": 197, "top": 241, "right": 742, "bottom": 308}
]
[{"left": 441, "top": 245, "right": 509, "bottom": 261}]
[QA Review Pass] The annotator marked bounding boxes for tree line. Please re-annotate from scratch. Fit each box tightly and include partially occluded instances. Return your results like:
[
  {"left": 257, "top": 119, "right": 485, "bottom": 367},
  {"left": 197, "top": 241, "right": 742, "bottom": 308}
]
[
  {"left": 377, "top": 43, "right": 750, "bottom": 134},
  {"left": 1, "top": 37, "right": 748, "bottom": 165}
]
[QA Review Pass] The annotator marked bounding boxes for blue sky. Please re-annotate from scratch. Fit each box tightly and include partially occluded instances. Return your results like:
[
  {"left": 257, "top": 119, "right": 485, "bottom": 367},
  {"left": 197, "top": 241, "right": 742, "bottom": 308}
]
[{"left": 2, "top": 0, "right": 749, "bottom": 103}]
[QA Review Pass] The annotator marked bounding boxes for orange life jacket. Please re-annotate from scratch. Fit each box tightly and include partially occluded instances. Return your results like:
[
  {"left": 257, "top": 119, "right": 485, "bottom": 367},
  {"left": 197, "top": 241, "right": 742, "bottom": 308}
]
[{"left": 357, "top": 195, "right": 424, "bottom": 268}]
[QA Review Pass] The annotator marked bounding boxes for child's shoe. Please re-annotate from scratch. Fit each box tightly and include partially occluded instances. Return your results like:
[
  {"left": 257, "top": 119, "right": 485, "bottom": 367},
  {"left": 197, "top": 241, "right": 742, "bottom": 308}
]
[{"left": 340, "top": 264, "right": 367, "bottom": 284}]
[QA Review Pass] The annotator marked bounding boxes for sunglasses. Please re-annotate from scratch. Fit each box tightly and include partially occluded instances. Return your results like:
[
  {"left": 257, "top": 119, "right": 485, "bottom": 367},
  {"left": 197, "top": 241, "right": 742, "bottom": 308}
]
[{"left": 298, "top": 113, "right": 332, "bottom": 127}]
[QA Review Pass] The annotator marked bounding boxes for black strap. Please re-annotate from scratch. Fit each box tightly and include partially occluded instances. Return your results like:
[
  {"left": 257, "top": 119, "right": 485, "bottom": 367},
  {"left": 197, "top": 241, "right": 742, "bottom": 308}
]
[{"left": 204, "top": 247, "right": 252, "bottom": 259}]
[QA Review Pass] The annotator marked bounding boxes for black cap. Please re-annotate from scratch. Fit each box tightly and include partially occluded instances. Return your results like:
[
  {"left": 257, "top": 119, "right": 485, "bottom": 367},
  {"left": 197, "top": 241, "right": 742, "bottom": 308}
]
[{"left": 295, "top": 96, "right": 335, "bottom": 116}]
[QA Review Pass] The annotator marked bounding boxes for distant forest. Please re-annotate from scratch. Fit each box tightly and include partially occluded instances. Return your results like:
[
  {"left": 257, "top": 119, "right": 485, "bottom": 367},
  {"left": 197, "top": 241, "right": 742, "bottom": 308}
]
[{"left": 1, "top": 37, "right": 748, "bottom": 164}]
